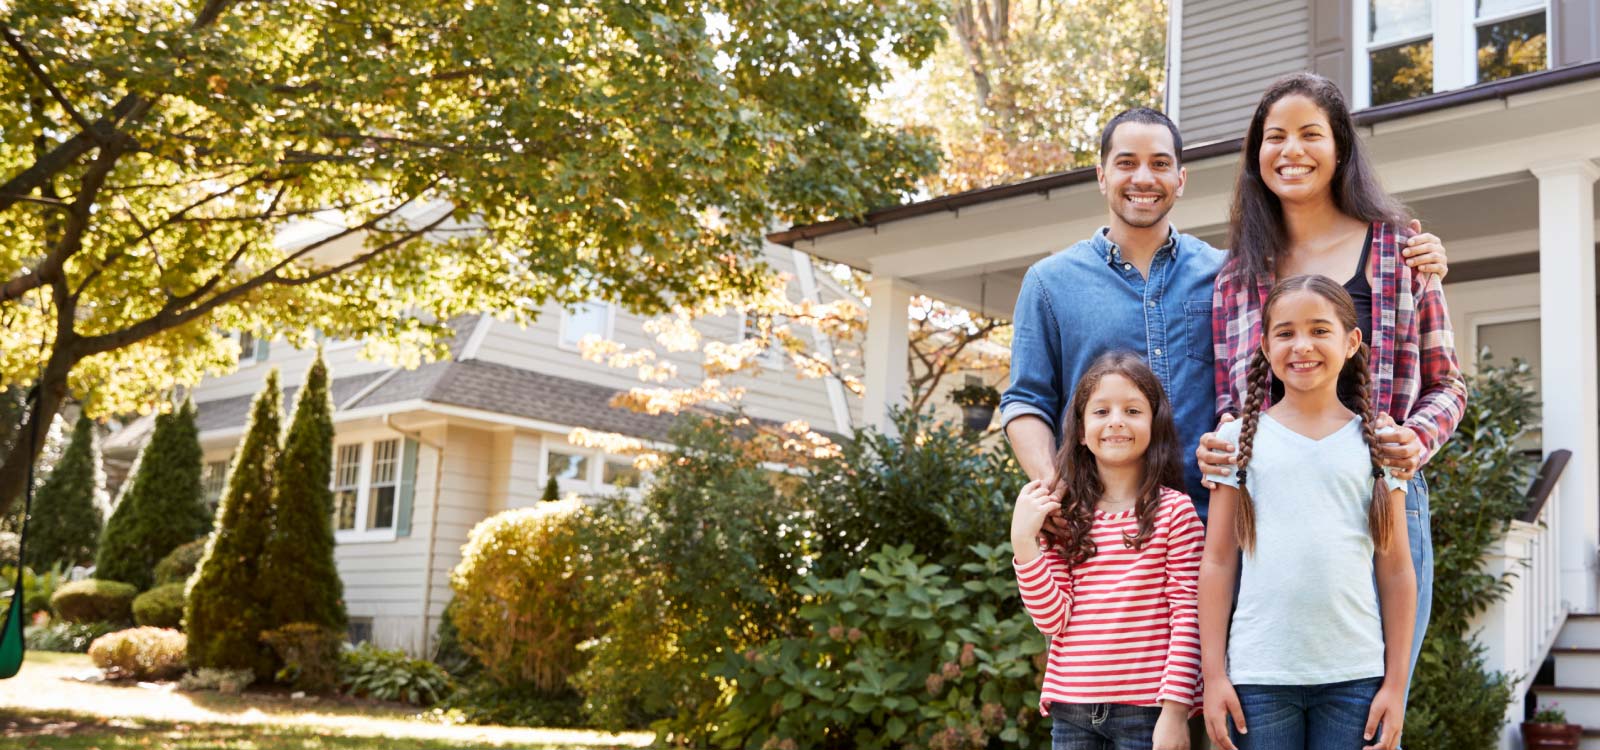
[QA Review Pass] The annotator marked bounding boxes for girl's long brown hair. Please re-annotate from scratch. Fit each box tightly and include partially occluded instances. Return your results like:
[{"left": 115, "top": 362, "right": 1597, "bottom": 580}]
[
  {"left": 1233, "top": 275, "right": 1394, "bottom": 555},
  {"left": 1041, "top": 351, "right": 1184, "bottom": 568},
  {"left": 1226, "top": 73, "right": 1409, "bottom": 284}
]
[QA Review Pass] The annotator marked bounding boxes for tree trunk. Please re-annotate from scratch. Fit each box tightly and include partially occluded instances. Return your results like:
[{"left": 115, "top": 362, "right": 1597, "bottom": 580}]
[{"left": 0, "top": 348, "right": 75, "bottom": 518}]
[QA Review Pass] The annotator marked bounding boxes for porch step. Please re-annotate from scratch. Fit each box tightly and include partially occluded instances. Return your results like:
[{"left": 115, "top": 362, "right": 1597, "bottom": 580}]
[
  {"left": 1555, "top": 649, "right": 1600, "bottom": 689},
  {"left": 1532, "top": 687, "right": 1600, "bottom": 731},
  {"left": 1556, "top": 615, "right": 1600, "bottom": 649}
]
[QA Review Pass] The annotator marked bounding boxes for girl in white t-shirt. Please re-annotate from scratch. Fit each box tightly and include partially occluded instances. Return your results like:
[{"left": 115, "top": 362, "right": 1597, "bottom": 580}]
[{"left": 1199, "top": 275, "right": 1415, "bottom": 750}]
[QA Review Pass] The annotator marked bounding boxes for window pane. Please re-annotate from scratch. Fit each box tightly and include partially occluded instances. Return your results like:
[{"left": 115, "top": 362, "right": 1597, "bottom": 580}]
[
  {"left": 1370, "top": 0, "right": 1430, "bottom": 44},
  {"left": 1370, "top": 39, "right": 1434, "bottom": 106},
  {"left": 334, "top": 489, "right": 358, "bottom": 531},
  {"left": 1477, "top": 319, "right": 1540, "bottom": 449},
  {"left": 548, "top": 452, "right": 588, "bottom": 482},
  {"left": 369, "top": 486, "right": 396, "bottom": 529},
  {"left": 335, "top": 445, "right": 361, "bottom": 488},
  {"left": 603, "top": 460, "right": 640, "bottom": 488},
  {"left": 370, "top": 439, "right": 398, "bottom": 485},
  {"left": 202, "top": 460, "right": 230, "bottom": 506},
  {"left": 237, "top": 332, "right": 256, "bottom": 362},
  {"left": 1476, "top": 12, "right": 1546, "bottom": 83},
  {"left": 561, "top": 302, "right": 608, "bottom": 347}
]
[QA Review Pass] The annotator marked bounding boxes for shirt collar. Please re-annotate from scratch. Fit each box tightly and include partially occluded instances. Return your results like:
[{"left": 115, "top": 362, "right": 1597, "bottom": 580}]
[{"left": 1093, "top": 225, "right": 1181, "bottom": 266}]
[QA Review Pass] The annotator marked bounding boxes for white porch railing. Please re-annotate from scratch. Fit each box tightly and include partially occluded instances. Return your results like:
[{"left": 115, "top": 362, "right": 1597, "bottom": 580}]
[{"left": 1471, "top": 461, "right": 1569, "bottom": 750}]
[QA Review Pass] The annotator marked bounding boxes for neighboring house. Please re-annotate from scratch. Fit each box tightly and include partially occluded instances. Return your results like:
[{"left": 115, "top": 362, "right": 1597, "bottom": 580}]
[
  {"left": 104, "top": 242, "right": 862, "bottom": 654},
  {"left": 774, "top": 4, "right": 1599, "bottom": 746}
]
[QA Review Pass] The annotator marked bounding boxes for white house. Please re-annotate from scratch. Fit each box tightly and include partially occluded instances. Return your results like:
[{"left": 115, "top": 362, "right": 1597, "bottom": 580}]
[{"left": 772, "top": 3, "right": 1600, "bottom": 745}]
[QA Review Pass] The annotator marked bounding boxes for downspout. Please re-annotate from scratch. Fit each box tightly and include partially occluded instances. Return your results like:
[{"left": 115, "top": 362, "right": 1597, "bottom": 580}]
[{"left": 383, "top": 414, "right": 446, "bottom": 656}]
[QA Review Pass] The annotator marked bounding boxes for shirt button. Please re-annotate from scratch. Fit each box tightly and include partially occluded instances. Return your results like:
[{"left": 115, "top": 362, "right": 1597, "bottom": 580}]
[
  {"left": 1154, "top": 348, "right": 1163, "bottom": 357},
  {"left": 1147, "top": 300, "right": 1156, "bottom": 308},
  {"left": 1123, "top": 263, "right": 1132, "bottom": 271}
]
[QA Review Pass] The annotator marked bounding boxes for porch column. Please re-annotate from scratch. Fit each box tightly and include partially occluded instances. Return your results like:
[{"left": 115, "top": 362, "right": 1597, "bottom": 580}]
[
  {"left": 862, "top": 275, "right": 913, "bottom": 433},
  {"left": 1533, "top": 158, "right": 1600, "bottom": 614}
]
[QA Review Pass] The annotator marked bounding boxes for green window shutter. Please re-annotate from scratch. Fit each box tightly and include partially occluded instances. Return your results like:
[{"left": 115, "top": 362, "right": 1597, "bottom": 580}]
[
  {"left": 395, "top": 438, "right": 418, "bottom": 537},
  {"left": 254, "top": 338, "right": 270, "bottom": 362}
]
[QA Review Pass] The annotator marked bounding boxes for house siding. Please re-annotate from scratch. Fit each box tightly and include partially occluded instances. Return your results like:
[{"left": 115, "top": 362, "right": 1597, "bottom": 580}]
[{"left": 1179, "top": 0, "right": 1312, "bottom": 144}]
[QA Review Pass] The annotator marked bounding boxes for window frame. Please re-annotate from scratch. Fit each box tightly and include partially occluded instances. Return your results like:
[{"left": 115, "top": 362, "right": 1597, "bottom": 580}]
[
  {"left": 1469, "top": 306, "right": 1542, "bottom": 449},
  {"left": 541, "top": 438, "right": 650, "bottom": 498},
  {"left": 1353, "top": 0, "right": 1550, "bottom": 111},
  {"left": 201, "top": 458, "right": 231, "bottom": 511},
  {"left": 737, "top": 310, "right": 788, "bottom": 371},
  {"left": 557, "top": 300, "right": 616, "bottom": 352},
  {"left": 332, "top": 437, "right": 402, "bottom": 544}
]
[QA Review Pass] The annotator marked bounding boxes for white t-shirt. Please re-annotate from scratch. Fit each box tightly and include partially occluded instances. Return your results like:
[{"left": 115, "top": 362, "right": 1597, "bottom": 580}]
[{"left": 1213, "top": 413, "right": 1406, "bottom": 685}]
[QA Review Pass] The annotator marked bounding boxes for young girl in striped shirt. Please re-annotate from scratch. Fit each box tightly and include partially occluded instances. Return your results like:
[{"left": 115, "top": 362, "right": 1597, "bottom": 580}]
[{"left": 1012, "top": 351, "right": 1205, "bottom": 750}]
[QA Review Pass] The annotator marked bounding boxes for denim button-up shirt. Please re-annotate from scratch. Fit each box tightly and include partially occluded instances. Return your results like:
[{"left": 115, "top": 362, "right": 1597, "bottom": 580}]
[{"left": 1000, "top": 227, "right": 1226, "bottom": 515}]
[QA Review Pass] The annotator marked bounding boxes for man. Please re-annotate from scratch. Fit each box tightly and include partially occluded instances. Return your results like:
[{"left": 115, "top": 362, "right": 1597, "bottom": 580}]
[{"left": 1001, "top": 108, "right": 1446, "bottom": 520}]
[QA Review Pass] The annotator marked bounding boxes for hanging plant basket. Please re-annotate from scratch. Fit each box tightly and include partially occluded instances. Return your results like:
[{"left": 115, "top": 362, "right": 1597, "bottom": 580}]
[{"left": 950, "top": 384, "right": 1001, "bottom": 434}]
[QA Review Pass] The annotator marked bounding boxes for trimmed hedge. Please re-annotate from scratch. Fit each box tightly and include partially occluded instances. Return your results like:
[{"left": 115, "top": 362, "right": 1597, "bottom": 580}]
[
  {"left": 51, "top": 579, "right": 137, "bottom": 624},
  {"left": 89, "top": 627, "right": 187, "bottom": 681},
  {"left": 153, "top": 538, "right": 208, "bottom": 586},
  {"left": 132, "top": 583, "right": 186, "bottom": 629}
]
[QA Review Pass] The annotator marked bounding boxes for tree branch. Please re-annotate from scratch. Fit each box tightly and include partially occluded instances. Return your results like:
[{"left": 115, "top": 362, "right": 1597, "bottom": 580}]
[{"left": 0, "top": 24, "right": 96, "bottom": 137}]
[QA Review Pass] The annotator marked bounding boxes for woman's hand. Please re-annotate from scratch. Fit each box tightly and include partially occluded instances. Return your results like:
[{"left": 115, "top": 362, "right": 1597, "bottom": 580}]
[
  {"left": 1153, "top": 701, "right": 1191, "bottom": 750},
  {"left": 1011, "top": 480, "right": 1061, "bottom": 564},
  {"left": 1403, "top": 219, "right": 1449, "bottom": 278},
  {"left": 1196, "top": 415, "right": 1236, "bottom": 490},
  {"left": 1204, "top": 677, "right": 1246, "bottom": 750},
  {"left": 1363, "top": 679, "right": 1407, "bottom": 750},
  {"left": 1374, "top": 412, "right": 1421, "bottom": 479}
]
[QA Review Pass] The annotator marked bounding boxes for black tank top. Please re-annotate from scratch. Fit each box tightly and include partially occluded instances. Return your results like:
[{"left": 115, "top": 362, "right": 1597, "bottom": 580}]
[{"left": 1270, "top": 227, "right": 1374, "bottom": 405}]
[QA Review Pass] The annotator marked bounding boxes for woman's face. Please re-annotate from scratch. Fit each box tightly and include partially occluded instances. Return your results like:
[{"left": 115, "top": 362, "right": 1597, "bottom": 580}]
[{"left": 1258, "top": 94, "right": 1339, "bottom": 207}]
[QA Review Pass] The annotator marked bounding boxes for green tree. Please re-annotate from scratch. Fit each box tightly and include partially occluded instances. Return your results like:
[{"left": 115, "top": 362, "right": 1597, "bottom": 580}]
[
  {"left": 185, "top": 369, "right": 282, "bottom": 676},
  {"left": 259, "top": 353, "right": 345, "bottom": 630},
  {"left": 0, "top": 0, "right": 946, "bottom": 517},
  {"left": 24, "top": 414, "right": 105, "bottom": 569},
  {"left": 878, "top": 0, "right": 1167, "bottom": 193},
  {"left": 94, "top": 400, "right": 209, "bottom": 590}
]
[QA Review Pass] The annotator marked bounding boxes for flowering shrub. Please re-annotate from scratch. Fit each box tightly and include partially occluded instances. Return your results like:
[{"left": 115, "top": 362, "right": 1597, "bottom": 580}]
[{"left": 88, "top": 627, "right": 187, "bottom": 681}]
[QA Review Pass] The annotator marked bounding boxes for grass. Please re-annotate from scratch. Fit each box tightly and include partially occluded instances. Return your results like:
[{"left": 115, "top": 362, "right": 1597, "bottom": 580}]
[{"left": 0, "top": 652, "right": 650, "bottom": 750}]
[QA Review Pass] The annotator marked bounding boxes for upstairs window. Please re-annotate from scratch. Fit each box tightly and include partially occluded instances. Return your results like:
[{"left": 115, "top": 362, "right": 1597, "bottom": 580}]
[
  {"left": 1368, "top": 0, "right": 1434, "bottom": 106},
  {"left": 1473, "top": 1, "right": 1547, "bottom": 84},
  {"left": 559, "top": 301, "right": 613, "bottom": 350}
]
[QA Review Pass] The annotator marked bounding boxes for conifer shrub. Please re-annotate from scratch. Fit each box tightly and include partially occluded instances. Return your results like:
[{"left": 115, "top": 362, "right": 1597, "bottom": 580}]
[
  {"left": 132, "top": 583, "right": 187, "bottom": 629},
  {"left": 96, "top": 401, "right": 210, "bottom": 590},
  {"left": 153, "top": 538, "right": 208, "bottom": 586},
  {"left": 89, "top": 627, "right": 187, "bottom": 681},
  {"left": 51, "top": 579, "right": 137, "bottom": 624},
  {"left": 185, "top": 370, "right": 283, "bottom": 677},
  {"left": 259, "top": 355, "right": 345, "bottom": 630},
  {"left": 26, "top": 415, "right": 107, "bottom": 570}
]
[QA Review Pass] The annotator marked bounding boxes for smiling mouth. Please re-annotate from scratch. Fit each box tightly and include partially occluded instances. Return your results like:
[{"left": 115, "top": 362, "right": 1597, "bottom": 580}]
[
  {"left": 1276, "top": 165, "right": 1313, "bottom": 177},
  {"left": 1125, "top": 194, "right": 1163, "bottom": 205},
  {"left": 1288, "top": 361, "right": 1322, "bottom": 372}
]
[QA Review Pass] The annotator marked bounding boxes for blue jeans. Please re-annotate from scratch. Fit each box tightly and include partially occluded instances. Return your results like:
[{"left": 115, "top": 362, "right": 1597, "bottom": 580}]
[
  {"left": 1403, "top": 473, "right": 1434, "bottom": 697},
  {"left": 1050, "top": 702, "right": 1162, "bottom": 750},
  {"left": 1230, "top": 677, "right": 1384, "bottom": 750}
]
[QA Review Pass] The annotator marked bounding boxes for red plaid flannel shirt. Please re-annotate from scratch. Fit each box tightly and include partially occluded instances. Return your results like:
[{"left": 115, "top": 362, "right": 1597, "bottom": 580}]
[{"left": 1211, "top": 222, "right": 1468, "bottom": 463}]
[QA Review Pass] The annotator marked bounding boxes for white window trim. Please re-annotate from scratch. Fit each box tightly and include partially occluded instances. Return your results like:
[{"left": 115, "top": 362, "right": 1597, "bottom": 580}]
[
  {"left": 1355, "top": 0, "right": 1551, "bottom": 111},
  {"left": 557, "top": 301, "right": 616, "bottom": 352},
  {"left": 333, "top": 437, "right": 402, "bottom": 544},
  {"left": 542, "top": 439, "right": 649, "bottom": 498},
  {"left": 1468, "top": 305, "right": 1541, "bottom": 364}
]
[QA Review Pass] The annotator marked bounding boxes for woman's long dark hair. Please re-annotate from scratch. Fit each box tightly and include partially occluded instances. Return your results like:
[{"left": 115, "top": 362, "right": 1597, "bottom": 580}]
[
  {"left": 1041, "top": 351, "right": 1184, "bottom": 568},
  {"left": 1227, "top": 73, "right": 1410, "bottom": 282},
  {"left": 1233, "top": 275, "right": 1395, "bottom": 555}
]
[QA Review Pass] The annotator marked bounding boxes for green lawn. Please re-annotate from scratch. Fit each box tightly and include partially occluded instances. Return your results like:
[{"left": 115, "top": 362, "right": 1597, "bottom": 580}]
[{"left": 0, "top": 652, "right": 649, "bottom": 750}]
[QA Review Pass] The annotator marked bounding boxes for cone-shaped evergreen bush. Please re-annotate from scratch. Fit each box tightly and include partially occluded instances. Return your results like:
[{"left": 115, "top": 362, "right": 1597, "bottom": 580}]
[
  {"left": 260, "top": 354, "right": 346, "bottom": 630},
  {"left": 186, "top": 370, "right": 283, "bottom": 676},
  {"left": 96, "top": 401, "right": 210, "bottom": 589},
  {"left": 26, "top": 415, "right": 106, "bottom": 569}
]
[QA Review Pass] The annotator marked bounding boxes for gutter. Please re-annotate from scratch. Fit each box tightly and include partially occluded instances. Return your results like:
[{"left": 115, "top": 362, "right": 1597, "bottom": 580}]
[{"left": 769, "top": 61, "right": 1600, "bottom": 247}]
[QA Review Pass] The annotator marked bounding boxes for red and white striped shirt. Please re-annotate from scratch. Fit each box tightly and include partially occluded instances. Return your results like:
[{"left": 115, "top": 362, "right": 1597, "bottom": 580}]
[{"left": 1013, "top": 487, "right": 1204, "bottom": 713}]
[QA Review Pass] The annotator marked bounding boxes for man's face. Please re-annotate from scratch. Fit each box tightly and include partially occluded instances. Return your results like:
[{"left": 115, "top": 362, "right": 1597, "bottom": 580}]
[{"left": 1097, "top": 122, "right": 1186, "bottom": 230}]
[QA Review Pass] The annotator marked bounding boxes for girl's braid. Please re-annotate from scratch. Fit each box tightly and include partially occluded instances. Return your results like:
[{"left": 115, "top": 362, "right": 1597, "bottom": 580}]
[
  {"left": 1234, "top": 345, "right": 1271, "bottom": 554},
  {"left": 1350, "top": 342, "right": 1394, "bottom": 552}
]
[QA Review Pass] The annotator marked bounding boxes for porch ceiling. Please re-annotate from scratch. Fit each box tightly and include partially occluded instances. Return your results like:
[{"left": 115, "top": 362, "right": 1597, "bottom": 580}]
[{"left": 785, "top": 74, "right": 1600, "bottom": 319}]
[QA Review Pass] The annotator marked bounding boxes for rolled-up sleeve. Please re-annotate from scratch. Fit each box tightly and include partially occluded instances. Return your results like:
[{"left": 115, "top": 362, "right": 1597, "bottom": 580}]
[{"left": 1000, "top": 269, "right": 1064, "bottom": 435}]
